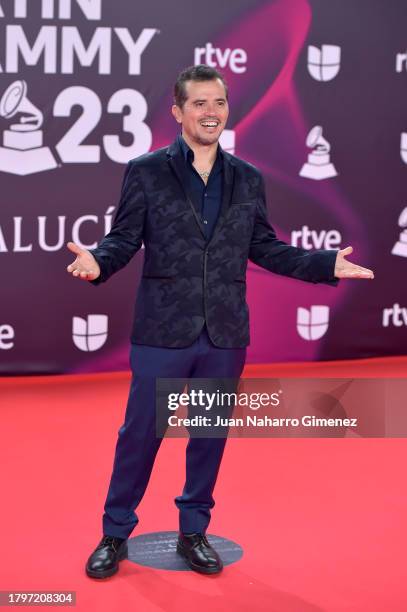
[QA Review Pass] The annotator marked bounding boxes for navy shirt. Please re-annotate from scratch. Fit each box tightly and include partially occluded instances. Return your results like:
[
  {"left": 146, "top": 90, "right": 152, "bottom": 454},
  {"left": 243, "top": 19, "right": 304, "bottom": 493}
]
[{"left": 177, "top": 134, "right": 223, "bottom": 241}]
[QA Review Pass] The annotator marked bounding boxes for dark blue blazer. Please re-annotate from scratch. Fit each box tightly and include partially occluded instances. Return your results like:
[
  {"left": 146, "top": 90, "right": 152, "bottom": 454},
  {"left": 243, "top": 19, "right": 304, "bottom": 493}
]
[{"left": 91, "top": 139, "right": 338, "bottom": 348}]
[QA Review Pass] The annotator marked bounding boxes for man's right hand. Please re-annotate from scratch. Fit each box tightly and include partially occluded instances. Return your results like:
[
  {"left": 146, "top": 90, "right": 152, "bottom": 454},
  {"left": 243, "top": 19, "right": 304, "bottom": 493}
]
[{"left": 66, "top": 242, "right": 101, "bottom": 281}]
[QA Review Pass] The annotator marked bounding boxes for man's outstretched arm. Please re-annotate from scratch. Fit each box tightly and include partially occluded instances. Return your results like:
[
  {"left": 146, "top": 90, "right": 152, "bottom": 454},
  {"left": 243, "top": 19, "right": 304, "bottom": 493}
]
[
  {"left": 249, "top": 175, "right": 374, "bottom": 283},
  {"left": 66, "top": 161, "right": 147, "bottom": 284}
]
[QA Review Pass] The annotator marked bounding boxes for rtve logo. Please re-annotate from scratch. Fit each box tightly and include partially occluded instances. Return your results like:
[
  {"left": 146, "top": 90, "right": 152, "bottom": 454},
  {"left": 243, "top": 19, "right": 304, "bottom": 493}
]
[
  {"left": 72, "top": 314, "right": 108, "bottom": 351},
  {"left": 291, "top": 225, "right": 341, "bottom": 250},
  {"left": 382, "top": 304, "right": 407, "bottom": 328},
  {"left": 194, "top": 43, "right": 247, "bottom": 74},
  {"left": 396, "top": 52, "right": 407, "bottom": 72},
  {"left": 0, "top": 324, "right": 14, "bottom": 349},
  {"left": 307, "top": 45, "right": 341, "bottom": 81},
  {"left": 297, "top": 306, "right": 330, "bottom": 340}
]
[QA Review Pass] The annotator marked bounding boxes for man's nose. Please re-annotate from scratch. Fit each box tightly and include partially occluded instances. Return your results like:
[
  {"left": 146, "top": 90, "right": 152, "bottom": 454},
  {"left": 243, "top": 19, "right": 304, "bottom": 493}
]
[{"left": 205, "top": 105, "right": 217, "bottom": 116}]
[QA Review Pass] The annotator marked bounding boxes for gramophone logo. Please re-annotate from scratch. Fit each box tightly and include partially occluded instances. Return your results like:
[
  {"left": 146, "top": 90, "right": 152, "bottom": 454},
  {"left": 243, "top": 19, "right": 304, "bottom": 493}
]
[
  {"left": 392, "top": 207, "right": 407, "bottom": 258},
  {"left": 401, "top": 133, "right": 407, "bottom": 164},
  {"left": 219, "top": 129, "right": 235, "bottom": 154},
  {"left": 0, "top": 80, "right": 57, "bottom": 176},
  {"left": 299, "top": 126, "right": 338, "bottom": 180}
]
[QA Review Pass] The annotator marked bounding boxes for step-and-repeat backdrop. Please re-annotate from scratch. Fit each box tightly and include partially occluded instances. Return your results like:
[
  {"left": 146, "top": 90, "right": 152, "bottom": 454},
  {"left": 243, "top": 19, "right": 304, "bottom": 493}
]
[{"left": 0, "top": 0, "right": 406, "bottom": 374}]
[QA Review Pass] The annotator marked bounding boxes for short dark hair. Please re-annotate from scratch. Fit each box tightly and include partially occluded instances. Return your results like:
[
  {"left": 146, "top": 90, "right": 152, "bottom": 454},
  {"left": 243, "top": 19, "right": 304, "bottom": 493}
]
[{"left": 174, "top": 64, "right": 228, "bottom": 108}]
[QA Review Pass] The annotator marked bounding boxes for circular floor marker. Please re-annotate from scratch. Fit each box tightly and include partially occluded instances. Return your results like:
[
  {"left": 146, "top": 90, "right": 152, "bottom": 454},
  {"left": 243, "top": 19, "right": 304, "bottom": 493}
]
[{"left": 127, "top": 531, "right": 243, "bottom": 571}]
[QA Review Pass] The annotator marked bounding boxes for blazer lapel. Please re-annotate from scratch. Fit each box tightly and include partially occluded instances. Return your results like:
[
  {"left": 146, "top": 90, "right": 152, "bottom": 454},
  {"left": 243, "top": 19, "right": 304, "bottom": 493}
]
[
  {"left": 166, "top": 142, "right": 206, "bottom": 238},
  {"left": 208, "top": 151, "right": 235, "bottom": 244}
]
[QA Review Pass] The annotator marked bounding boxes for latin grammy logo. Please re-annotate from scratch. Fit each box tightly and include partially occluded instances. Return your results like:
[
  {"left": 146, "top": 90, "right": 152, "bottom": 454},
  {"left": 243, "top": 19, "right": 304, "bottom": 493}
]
[
  {"left": 392, "top": 207, "right": 407, "bottom": 258},
  {"left": 0, "top": 80, "right": 57, "bottom": 176},
  {"left": 299, "top": 125, "right": 338, "bottom": 180}
]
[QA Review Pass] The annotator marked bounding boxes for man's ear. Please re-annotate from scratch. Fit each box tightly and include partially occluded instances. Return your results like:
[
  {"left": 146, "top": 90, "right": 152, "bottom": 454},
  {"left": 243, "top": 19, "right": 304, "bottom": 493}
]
[{"left": 172, "top": 104, "right": 182, "bottom": 124}]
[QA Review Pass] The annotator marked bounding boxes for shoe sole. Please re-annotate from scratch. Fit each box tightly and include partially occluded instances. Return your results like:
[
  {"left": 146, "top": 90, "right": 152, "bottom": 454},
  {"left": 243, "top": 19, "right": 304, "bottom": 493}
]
[
  {"left": 176, "top": 543, "right": 223, "bottom": 575},
  {"left": 85, "top": 544, "right": 128, "bottom": 579}
]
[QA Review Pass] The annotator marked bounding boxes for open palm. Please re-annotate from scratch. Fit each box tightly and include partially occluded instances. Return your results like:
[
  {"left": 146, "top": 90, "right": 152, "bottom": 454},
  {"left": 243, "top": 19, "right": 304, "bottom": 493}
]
[
  {"left": 66, "top": 242, "right": 100, "bottom": 281},
  {"left": 334, "top": 246, "right": 374, "bottom": 279}
]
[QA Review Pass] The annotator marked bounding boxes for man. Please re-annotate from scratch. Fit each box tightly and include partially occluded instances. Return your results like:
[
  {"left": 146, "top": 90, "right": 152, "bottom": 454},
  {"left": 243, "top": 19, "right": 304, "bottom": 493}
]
[{"left": 67, "top": 65, "right": 374, "bottom": 577}]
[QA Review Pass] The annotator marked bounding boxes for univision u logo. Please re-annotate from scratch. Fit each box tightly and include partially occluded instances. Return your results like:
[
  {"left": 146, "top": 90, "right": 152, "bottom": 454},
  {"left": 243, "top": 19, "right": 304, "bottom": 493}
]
[
  {"left": 307, "top": 45, "right": 341, "bottom": 81},
  {"left": 297, "top": 306, "right": 330, "bottom": 341},
  {"left": 72, "top": 314, "right": 108, "bottom": 351}
]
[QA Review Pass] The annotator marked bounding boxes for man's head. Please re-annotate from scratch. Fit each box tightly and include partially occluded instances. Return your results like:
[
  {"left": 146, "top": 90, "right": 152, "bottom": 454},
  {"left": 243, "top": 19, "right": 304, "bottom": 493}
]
[{"left": 172, "top": 64, "right": 229, "bottom": 147}]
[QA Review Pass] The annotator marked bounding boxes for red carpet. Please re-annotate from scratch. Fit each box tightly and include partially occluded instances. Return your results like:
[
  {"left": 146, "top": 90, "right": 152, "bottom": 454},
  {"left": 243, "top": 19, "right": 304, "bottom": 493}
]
[{"left": 1, "top": 356, "right": 406, "bottom": 611}]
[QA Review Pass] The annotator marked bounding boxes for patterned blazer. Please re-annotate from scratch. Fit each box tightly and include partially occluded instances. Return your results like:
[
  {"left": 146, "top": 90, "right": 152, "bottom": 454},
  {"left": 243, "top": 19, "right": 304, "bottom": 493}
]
[{"left": 91, "top": 139, "right": 338, "bottom": 348}]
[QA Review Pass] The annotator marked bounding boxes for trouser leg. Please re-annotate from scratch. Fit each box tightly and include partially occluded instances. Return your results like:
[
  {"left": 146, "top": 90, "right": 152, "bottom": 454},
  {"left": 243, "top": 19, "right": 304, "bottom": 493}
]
[
  {"left": 102, "top": 343, "right": 193, "bottom": 539},
  {"left": 102, "top": 374, "right": 164, "bottom": 539},
  {"left": 175, "top": 329, "right": 246, "bottom": 534}
]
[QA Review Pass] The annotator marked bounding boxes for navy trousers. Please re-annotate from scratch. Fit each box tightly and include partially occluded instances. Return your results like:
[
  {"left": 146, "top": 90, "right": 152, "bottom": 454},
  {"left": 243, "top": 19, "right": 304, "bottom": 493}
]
[{"left": 102, "top": 326, "right": 246, "bottom": 539}]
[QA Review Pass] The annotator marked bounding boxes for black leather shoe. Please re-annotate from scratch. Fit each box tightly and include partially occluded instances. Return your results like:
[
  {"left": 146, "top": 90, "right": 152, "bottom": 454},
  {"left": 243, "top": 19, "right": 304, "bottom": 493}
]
[
  {"left": 176, "top": 533, "right": 223, "bottom": 574},
  {"left": 86, "top": 535, "right": 128, "bottom": 579}
]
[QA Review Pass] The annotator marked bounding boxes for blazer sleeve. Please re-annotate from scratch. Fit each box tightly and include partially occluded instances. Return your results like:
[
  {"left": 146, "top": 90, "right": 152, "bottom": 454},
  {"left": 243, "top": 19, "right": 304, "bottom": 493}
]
[
  {"left": 249, "top": 174, "right": 339, "bottom": 286},
  {"left": 90, "top": 161, "right": 147, "bottom": 284}
]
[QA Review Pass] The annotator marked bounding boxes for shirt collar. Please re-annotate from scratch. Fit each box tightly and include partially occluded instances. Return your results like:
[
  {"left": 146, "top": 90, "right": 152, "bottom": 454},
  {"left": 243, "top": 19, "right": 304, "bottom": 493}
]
[
  {"left": 177, "top": 133, "right": 223, "bottom": 164},
  {"left": 177, "top": 133, "right": 192, "bottom": 162}
]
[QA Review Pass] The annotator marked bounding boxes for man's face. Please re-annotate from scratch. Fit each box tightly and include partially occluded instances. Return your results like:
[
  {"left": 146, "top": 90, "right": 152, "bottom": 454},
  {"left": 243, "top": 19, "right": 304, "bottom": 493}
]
[{"left": 172, "top": 78, "right": 229, "bottom": 146}]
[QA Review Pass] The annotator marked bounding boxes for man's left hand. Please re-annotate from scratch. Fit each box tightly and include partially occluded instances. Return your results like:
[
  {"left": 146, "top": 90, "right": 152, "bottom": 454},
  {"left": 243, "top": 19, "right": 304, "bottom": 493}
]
[{"left": 334, "top": 246, "right": 374, "bottom": 279}]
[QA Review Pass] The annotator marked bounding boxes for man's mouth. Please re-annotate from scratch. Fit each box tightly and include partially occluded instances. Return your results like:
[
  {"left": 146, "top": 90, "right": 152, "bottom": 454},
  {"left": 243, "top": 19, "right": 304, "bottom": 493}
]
[{"left": 200, "top": 120, "right": 220, "bottom": 128}]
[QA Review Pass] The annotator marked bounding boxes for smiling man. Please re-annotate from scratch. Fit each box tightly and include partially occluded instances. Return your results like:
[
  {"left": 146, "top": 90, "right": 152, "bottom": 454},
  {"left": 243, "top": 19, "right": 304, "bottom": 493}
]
[{"left": 66, "top": 65, "right": 374, "bottom": 578}]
